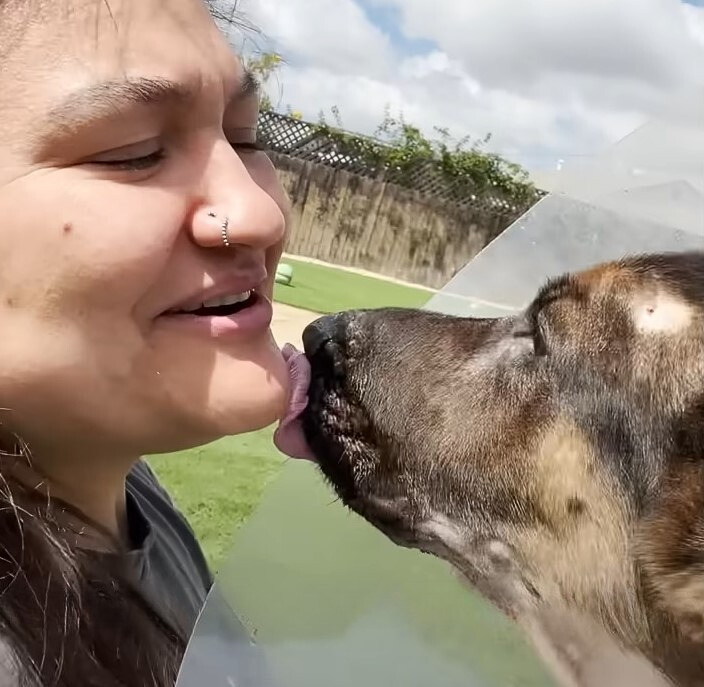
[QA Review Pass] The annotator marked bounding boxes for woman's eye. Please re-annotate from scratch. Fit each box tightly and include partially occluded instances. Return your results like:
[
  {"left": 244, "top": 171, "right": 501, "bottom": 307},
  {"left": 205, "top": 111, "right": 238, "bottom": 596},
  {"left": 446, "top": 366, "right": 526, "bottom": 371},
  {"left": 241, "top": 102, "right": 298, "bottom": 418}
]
[
  {"left": 231, "top": 140, "right": 265, "bottom": 154},
  {"left": 82, "top": 137, "right": 264, "bottom": 172},
  {"left": 85, "top": 141, "right": 166, "bottom": 171}
]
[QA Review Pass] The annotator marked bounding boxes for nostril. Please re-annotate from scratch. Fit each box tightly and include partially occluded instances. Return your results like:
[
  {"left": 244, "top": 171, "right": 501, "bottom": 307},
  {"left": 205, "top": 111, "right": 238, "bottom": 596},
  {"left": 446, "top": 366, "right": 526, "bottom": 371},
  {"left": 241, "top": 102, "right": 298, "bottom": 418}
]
[
  {"left": 302, "top": 320, "right": 332, "bottom": 358},
  {"left": 302, "top": 314, "right": 348, "bottom": 377},
  {"left": 302, "top": 313, "right": 348, "bottom": 356}
]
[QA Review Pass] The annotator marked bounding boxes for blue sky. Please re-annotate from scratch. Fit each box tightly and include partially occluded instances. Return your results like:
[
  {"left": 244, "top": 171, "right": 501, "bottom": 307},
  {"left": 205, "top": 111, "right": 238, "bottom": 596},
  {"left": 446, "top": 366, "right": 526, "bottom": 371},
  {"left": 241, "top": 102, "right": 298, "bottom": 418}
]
[
  {"left": 359, "top": 0, "right": 703, "bottom": 57},
  {"left": 242, "top": 0, "right": 704, "bottom": 175},
  {"left": 356, "top": 0, "right": 437, "bottom": 56}
]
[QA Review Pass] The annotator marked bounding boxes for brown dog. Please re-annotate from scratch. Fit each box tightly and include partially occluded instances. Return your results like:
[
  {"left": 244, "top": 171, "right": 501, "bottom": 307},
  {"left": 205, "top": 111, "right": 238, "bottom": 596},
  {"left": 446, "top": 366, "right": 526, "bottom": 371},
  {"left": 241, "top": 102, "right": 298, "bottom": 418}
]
[{"left": 300, "top": 251, "right": 704, "bottom": 687}]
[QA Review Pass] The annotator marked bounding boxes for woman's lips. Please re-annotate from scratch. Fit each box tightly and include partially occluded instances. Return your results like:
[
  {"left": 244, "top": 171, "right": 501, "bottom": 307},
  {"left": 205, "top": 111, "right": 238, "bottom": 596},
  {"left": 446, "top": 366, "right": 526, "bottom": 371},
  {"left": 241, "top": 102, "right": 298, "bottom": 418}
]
[
  {"left": 273, "top": 343, "right": 315, "bottom": 461},
  {"left": 156, "top": 293, "right": 273, "bottom": 339}
]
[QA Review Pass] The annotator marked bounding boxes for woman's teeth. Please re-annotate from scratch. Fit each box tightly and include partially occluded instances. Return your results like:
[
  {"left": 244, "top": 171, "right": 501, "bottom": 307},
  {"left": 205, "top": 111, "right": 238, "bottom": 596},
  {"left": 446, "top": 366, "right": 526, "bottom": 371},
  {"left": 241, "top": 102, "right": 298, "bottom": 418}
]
[
  {"left": 168, "top": 290, "right": 254, "bottom": 315},
  {"left": 200, "top": 290, "right": 252, "bottom": 309}
]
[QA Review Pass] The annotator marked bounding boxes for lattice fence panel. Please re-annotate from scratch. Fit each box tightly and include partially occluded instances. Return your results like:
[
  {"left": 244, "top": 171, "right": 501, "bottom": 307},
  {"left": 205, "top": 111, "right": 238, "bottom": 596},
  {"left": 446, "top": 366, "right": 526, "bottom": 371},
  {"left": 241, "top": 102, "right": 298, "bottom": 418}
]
[{"left": 257, "top": 111, "right": 545, "bottom": 213}]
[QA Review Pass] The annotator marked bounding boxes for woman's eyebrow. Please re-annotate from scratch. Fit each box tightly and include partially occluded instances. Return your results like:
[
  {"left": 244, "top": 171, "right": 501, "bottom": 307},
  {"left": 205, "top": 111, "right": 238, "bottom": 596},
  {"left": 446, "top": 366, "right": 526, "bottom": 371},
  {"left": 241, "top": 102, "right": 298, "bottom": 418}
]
[
  {"left": 33, "top": 70, "right": 260, "bottom": 149},
  {"left": 47, "top": 77, "right": 194, "bottom": 128}
]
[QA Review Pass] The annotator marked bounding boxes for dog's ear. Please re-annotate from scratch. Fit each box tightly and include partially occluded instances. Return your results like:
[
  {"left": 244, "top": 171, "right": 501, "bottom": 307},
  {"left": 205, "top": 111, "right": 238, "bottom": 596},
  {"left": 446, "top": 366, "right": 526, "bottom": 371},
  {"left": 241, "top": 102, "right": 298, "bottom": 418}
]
[{"left": 637, "top": 462, "right": 704, "bottom": 643}]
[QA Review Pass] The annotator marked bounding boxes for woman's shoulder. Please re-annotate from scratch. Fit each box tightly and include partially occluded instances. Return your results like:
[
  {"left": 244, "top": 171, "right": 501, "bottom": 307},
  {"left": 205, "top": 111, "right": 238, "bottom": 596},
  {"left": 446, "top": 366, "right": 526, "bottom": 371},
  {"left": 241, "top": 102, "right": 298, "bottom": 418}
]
[
  {"left": 126, "top": 459, "right": 211, "bottom": 580},
  {"left": 127, "top": 458, "right": 176, "bottom": 504},
  {"left": 126, "top": 459, "right": 214, "bottom": 630}
]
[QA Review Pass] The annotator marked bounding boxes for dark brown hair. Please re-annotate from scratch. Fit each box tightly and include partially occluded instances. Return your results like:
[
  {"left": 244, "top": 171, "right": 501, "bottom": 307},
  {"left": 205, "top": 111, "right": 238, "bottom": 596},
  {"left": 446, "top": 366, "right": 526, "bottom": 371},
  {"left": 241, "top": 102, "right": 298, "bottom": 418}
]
[{"left": 0, "top": 443, "right": 187, "bottom": 686}]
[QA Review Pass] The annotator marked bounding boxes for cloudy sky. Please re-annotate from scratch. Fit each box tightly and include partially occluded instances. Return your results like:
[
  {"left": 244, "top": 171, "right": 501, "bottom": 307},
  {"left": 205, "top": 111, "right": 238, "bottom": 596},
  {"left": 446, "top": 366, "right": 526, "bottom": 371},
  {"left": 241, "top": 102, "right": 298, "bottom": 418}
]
[{"left": 229, "top": 0, "right": 704, "bottom": 177}]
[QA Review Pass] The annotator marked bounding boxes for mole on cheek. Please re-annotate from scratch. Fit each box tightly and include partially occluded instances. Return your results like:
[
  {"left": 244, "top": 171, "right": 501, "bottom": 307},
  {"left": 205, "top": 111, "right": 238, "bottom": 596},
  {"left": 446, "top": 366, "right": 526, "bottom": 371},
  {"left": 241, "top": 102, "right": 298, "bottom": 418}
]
[{"left": 62, "top": 222, "right": 73, "bottom": 234}]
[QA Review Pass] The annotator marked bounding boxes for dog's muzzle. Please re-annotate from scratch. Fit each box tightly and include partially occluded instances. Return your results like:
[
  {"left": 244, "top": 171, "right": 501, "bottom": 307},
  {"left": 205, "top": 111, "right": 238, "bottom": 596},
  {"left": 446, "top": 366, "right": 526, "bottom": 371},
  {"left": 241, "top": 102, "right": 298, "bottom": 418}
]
[{"left": 302, "top": 312, "right": 357, "bottom": 379}]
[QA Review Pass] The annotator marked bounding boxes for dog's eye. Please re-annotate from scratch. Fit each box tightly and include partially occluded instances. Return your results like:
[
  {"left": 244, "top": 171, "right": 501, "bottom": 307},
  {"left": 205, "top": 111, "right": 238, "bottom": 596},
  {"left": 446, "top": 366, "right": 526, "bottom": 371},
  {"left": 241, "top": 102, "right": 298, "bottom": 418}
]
[
  {"left": 530, "top": 309, "right": 549, "bottom": 356},
  {"left": 513, "top": 314, "right": 548, "bottom": 357},
  {"left": 533, "top": 325, "right": 548, "bottom": 356},
  {"left": 519, "top": 310, "right": 548, "bottom": 357}
]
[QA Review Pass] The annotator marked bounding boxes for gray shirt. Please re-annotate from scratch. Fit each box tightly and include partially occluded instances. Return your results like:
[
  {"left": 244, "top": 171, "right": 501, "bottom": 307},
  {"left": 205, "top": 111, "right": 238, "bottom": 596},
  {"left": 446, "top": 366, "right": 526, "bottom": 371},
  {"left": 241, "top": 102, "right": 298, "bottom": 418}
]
[
  {"left": 126, "top": 462, "right": 273, "bottom": 686},
  {"left": 0, "top": 460, "right": 214, "bottom": 686},
  {"left": 124, "top": 459, "right": 213, "bottom": 639}
]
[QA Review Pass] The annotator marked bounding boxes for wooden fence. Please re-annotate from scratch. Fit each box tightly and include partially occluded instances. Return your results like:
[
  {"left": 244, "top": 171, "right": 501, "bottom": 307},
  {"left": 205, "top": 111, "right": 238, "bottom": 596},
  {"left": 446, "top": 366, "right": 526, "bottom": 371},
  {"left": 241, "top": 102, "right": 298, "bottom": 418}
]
[{"left": 258, "top": 112, "right": 541, "bottom": 287}]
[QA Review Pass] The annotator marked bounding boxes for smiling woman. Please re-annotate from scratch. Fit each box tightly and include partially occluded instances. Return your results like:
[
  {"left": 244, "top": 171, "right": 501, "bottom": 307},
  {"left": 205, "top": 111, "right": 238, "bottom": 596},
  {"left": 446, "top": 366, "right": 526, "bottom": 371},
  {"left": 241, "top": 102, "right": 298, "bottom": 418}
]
[{"left": 0, "top": 0, "right": 302, "bottom": 685}]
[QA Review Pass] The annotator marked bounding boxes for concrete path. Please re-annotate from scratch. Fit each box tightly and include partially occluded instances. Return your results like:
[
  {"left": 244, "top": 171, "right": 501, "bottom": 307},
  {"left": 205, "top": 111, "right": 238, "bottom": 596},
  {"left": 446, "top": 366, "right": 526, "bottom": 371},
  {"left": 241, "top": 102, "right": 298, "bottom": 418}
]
[{"left": 270, "top": 302, "right": 321, "bottom": 350}]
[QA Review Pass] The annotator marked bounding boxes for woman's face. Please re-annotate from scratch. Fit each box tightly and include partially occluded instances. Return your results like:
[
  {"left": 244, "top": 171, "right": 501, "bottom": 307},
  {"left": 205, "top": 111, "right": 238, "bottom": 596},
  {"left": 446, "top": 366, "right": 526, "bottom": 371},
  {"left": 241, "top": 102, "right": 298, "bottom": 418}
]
[{"left": 0, "top": 0, "right": 291, "bottom": 460}]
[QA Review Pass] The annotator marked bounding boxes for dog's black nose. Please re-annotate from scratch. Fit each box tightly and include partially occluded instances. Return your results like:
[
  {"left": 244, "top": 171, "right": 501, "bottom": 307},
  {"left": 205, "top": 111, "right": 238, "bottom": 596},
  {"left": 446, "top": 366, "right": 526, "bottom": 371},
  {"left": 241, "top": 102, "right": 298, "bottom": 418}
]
[{"left": 302, "top": 313, "right": 347, "bottom": 358}]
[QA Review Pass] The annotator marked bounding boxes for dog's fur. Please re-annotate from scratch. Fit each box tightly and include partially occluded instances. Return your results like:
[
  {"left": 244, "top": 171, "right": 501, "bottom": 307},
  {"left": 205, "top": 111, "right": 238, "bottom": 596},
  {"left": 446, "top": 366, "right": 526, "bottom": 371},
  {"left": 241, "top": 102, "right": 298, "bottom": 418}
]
[{"left": 301, "top": 251, "right": 704, "bottom": 687}]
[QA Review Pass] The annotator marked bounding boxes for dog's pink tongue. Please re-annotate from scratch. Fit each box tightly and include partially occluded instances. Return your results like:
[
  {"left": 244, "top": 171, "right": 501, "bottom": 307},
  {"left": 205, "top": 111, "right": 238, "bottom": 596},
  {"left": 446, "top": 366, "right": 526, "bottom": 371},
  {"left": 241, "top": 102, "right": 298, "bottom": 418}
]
[{"left": 273, "top": 343, "right": 316, "bottom": 461}]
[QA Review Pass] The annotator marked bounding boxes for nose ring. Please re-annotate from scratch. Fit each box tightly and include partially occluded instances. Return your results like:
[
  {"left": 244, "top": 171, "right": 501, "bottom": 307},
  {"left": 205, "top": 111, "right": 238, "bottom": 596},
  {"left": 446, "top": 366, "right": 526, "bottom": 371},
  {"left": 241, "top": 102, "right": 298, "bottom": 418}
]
[
  {"left": 221, "top": 216, "right": 231, "bottom": 248},
  {"left": 208, "top": 211, "right": 231, "bottom": 248}
]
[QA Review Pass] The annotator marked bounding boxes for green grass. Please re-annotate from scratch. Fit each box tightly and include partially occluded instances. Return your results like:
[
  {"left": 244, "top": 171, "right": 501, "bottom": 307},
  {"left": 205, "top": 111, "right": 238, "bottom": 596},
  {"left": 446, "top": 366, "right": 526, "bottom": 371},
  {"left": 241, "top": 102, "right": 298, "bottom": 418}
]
[
  {"left": 273, "top": 256, "right": 430, "bottom": 313},
  {"left": 149, "top": 258, "right": 428, "bottom": 568},
  {"left": 148, "top": 428, "right": 285, "bottom": 571}
]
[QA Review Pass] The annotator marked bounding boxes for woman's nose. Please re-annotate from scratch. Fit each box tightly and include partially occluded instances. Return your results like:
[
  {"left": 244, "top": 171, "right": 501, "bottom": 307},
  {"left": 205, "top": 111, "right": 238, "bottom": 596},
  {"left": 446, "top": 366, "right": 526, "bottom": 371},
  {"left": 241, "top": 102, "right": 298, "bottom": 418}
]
[{"left": 189, "top": 145, "right": 286, "bottom": 251}]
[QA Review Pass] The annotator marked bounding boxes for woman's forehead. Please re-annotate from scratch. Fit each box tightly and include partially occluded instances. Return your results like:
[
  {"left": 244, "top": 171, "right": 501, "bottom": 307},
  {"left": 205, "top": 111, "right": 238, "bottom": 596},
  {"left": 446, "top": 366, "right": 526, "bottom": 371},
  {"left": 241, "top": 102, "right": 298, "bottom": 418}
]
[{"left": 1, "top": 0, "right": 243, "bottom": 123}]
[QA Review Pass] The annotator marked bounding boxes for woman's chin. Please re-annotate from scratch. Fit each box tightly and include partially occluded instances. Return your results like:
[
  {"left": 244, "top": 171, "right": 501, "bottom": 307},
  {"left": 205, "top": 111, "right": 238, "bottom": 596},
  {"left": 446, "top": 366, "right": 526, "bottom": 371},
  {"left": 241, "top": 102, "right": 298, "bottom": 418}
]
[
  {"left": 138, "top": 340, "right": 292, "bottom": 452},
  {"left": 205, "top": 350, "right": 291, "bottom": 436},
  {"left": 220, "top": 389, "right": 288, "bottom": 436}
]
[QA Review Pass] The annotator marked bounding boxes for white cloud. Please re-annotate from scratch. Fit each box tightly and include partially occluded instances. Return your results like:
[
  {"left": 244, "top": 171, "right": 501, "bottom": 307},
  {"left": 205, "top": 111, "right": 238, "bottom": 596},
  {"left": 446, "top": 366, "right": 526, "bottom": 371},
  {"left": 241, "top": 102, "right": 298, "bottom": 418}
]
[
  {"left": 380, "top": 0, "right": 704, "bottom": 90},
  {"left": 228, "top": 0, "right": 704, "bottom": 174},
  {"left": 683, "top": 2, "right": 704, "bottom": 45},
  {"left": 236, "top": 0, "right": 395, "bottom": 80}
]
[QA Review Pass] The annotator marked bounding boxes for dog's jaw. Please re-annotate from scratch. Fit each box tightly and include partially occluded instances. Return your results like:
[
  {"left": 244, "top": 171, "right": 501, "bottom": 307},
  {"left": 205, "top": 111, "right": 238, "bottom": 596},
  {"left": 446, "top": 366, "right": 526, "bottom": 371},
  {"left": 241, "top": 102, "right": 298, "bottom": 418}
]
[
  {"left": 521, "top": 607, "right": 674, "bottom": 687},
  {"left": 302, "top": 377, "right": 374, "bottom": 505},
  {"left": 415, "top": 514, "right": 673, "bottom": 687}
]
